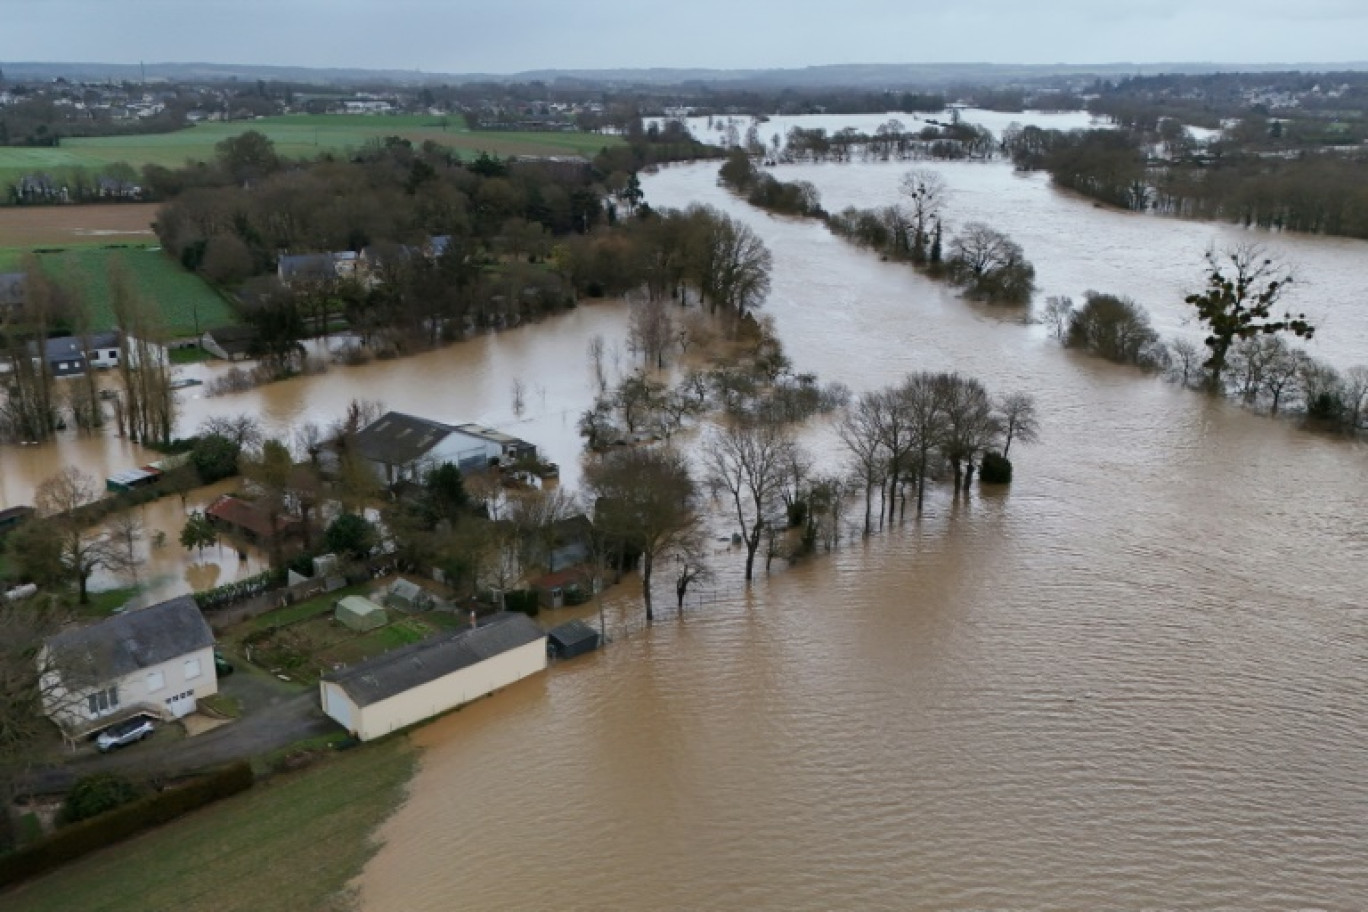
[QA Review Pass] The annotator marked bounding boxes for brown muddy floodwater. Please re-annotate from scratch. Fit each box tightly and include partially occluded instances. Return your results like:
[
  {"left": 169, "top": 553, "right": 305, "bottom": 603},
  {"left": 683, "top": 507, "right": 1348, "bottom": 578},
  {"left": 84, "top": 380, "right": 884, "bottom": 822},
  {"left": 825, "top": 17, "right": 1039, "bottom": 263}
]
[
  {"left": 355, "top": 157, "right": 1368, "bottom": 910},
  {"left": 1, "top": 116, "right": 1366, "bottom": 908}
]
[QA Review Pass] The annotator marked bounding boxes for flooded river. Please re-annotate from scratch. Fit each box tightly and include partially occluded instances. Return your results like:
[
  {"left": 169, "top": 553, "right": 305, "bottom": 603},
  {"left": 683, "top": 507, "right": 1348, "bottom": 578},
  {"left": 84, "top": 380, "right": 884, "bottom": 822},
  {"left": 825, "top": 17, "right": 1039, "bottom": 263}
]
[
  {"left": 356, "top": 154, "right": 1368, "bottom": 908},
  {"left": 2, "top": 113, "right": 1366, "bottom": 907}
]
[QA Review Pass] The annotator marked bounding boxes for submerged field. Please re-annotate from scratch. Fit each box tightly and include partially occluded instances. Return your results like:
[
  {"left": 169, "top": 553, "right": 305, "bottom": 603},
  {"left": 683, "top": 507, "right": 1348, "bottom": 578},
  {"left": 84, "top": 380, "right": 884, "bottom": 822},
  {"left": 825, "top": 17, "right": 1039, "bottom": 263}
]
[
  {"left": 2, "top": 738, "right": 416, "bottom": 912},
  {"left": 0, "top": 245, "right": 234, "bottom": 337},
  {"left": 0, "top": 114, "right": 621, "bottom": 186}
]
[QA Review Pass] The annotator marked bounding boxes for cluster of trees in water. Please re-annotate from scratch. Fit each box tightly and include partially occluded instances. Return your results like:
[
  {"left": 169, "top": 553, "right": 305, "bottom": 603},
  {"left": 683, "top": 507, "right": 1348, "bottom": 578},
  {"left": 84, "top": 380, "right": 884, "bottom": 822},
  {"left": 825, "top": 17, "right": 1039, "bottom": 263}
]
[
  {"left": 1003, "top": 123, "right": 1368, "bottom": 240},
  {"left": 718, "top": 152, "right": 1036, "bottom": 306},
  {"left": 1041, "top": 246, "right": 1366, "bottom": 434},
  {"left": 743, "top": 118, "right": 997, "bottom": 164}
]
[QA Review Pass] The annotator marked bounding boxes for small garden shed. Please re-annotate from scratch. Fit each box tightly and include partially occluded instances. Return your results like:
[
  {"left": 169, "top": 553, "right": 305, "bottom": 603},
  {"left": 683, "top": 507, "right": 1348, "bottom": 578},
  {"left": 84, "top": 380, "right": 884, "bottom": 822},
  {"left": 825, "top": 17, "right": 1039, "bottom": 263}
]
[
  {"left": 547, "top": 620, "right": 601, "bottom": 660},
  {"left": 385, "top": 578, "right": 430, "bottom": 612},
  {"left": 335, "top": 595, "right": 387, "bottom": 632}
]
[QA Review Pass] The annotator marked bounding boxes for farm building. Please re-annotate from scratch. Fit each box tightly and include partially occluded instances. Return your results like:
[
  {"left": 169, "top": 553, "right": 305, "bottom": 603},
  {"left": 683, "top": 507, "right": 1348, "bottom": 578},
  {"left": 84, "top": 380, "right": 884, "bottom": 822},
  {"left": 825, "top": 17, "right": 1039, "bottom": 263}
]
[
  {"left": 39, "top": 595, "right": 218, "bottom": 738},
  {"left": 106, "top": 466, "right": 162, "bottom": 494},
  {"left": 319, "top": 612, "right": 546, "bottom": 741},
  {"left": 547, "top": 620, "right": 601, "bottom": 660},
  {"left": 335, "top": 595, "right": 387, "bottom": 632}
]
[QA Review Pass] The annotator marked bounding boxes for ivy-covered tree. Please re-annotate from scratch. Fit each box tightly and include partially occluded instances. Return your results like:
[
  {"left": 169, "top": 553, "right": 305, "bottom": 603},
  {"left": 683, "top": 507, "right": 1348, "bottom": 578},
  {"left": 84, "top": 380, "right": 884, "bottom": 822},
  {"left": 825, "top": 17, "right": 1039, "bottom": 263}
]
[{"left": 1184, "top": 245, "right": 1314, "bottom": 391}]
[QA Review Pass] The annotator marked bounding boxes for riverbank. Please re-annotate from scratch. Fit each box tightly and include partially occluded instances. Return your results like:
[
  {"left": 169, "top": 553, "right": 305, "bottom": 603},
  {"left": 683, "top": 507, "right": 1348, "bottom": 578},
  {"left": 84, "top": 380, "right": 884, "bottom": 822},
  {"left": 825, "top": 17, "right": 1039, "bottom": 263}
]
[{"left": 3, "top": 737, "right": 415, "bottom": 912}]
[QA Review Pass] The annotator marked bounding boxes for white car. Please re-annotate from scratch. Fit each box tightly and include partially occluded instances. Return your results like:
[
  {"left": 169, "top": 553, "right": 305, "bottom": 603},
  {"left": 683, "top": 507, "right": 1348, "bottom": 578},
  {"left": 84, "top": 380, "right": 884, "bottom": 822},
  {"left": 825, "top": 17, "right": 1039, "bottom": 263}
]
[{"left": 95, "top": 717, "right": 155, "bottom": 753}]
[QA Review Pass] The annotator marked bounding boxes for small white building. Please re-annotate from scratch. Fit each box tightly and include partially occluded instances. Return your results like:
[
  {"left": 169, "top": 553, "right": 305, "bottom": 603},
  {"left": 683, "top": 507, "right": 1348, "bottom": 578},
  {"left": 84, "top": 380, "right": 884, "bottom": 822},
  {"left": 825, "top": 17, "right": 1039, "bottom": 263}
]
[
  {"left": 319, "top": 613, "right": 546, "bottom": 741},
  {"left": 39, "top": 595, "right": 218, "bottom": 738}
]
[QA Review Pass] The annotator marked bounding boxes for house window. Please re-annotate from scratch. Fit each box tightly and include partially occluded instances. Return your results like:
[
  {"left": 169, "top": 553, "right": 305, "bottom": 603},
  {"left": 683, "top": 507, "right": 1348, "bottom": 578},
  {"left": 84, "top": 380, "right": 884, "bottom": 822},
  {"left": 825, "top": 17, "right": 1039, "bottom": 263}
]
[
  {"left": 57, "top": 362, "right": 68, "bottom": 370},
  {"left": 86, "top": 685, "right": 120, "bottom": 716},
  {"left": 107, "top": 349, "right": 117, "bottom": 359},
  {"left": 184, "top": 657, "right": 202, "bottom": 680},
  {"left": 147, "top": 670, "right": 165, "bottom": 692}
]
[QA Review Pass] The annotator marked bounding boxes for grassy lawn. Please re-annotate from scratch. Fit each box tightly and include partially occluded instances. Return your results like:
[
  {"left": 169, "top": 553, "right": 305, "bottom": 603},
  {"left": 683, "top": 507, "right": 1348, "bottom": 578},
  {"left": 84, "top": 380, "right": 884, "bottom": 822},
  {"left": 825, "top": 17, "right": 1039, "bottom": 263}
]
[
  {"left": 0, "top": 246, "right": 234, "bottom": 336},
  {"left": 83, "top": 586, "right": 139, "bottom": 618},
  {"left": 228, "top": 584, "right": 456, "bottom": 687},
  {"left": 2, "top": 738, "right": 417, "bottom": 912},
  {"left": 0, "top": 114, "right": 620, "bottom": 186},
  {"left": 167, "top": 346, "right": 214, "bottom": 364}
]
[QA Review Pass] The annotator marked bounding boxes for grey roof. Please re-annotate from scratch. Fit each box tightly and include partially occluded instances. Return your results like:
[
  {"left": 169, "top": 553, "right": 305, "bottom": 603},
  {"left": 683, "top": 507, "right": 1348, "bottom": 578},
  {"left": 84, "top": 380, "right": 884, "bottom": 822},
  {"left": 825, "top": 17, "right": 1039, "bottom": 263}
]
[
  {"left": 46, "top": 595, "right": 214, "bottom": 682},
  {"left": 351, "top": 411, "right": 454, "bottom": 467},
  {"left": 278, "top": 253, "right": 337, "bottom": 281},
  {"left": 31, "top": 332, "right": 121, "bottom": 361},
  {"left": 0, "top": 273, "right": 23, "bottom": 306},
  {"left": 204, "top": 325, "right": 258, "bottom": 356},
  {"left": 324, "top": 612, "right": 544, "bottom": 707},
  {"left": 547, "top": 620, "right": 599, "bottom": 650}
]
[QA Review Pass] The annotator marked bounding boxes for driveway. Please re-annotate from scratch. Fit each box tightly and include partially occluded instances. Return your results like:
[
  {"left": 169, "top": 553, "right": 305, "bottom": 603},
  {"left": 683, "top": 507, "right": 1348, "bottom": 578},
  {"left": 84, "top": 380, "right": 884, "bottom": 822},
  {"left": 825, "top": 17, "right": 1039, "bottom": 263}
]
[{"left": 22, "top": 666, "right": 339, "bottom": 796}]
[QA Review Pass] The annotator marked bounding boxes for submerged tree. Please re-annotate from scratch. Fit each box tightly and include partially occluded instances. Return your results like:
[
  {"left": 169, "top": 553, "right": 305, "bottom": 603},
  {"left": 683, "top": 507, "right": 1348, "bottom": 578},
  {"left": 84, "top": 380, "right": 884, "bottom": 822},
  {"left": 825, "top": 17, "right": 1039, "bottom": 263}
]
[
  {"left": 584, "top": 446, "right": 698, "bottom": 623},
  {"left": 1184, "top": 245, "right": 1314, "bottom": 391}
]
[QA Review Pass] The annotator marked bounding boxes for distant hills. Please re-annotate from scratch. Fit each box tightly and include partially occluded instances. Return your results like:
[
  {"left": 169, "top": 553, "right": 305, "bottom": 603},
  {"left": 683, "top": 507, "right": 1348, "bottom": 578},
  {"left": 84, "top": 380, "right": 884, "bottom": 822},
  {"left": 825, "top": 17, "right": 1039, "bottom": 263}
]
[{"left": 4, "top": 60, "right": 1368, "bottom": 87}]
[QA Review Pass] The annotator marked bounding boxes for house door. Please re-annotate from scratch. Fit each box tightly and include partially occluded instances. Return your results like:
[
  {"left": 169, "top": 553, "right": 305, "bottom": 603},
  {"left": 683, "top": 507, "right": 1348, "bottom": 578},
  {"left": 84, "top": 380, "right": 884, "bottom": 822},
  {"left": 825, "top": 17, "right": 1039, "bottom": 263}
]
[{"left": 166, "top": 691, "right": 197, "bottom": 718}]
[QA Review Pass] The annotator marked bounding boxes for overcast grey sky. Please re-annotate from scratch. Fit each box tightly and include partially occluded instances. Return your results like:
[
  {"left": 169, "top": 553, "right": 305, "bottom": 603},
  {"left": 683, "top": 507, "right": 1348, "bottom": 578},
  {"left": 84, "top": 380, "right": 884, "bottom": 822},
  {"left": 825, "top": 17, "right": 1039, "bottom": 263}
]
[{"left": 1, "top": 0, "right": 1364, "bottom": 73}]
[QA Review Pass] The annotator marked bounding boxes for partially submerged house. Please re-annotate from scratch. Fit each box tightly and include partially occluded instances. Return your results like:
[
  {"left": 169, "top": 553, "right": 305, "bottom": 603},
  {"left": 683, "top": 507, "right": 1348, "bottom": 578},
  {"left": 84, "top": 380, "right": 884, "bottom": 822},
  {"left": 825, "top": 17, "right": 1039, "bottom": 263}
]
[
  {"left": 31, "top": 332, "right": 123, "bottom": 377},
  {"left": 106, "top": 466, "right": 162, "bottom": 494},
  {"left": 200, "top": 326, "right": 259, "bottom": 361},
  {"left": 206, "top": 494, "right": 301, "bottom": 546},
  {"left": 341, "top": 411, "right": 511, "bottom": 485},
  {"left": 319, "top": 612, "right": 546, "bottom": 741},
  {"left": 39, "top": 595, "right": 218, "bottom": 737}
]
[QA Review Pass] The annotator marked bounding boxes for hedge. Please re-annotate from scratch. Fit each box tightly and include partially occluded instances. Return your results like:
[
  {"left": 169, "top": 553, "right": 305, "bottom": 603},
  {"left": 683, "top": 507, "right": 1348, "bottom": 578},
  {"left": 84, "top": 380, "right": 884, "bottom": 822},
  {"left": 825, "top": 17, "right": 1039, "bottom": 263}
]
[
  {"left": 193, "top": 568, "right": 287, "bottom": 611},
  {"left": 0, "top": 762, "right": 254, "bottom": 890}
]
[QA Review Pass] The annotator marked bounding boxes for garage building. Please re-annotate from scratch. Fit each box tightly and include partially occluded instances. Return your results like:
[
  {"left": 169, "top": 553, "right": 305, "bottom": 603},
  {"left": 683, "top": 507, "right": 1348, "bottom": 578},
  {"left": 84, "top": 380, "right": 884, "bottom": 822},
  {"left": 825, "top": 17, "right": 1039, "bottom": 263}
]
[{"left": 319, "top": 612, "right": 547, "bottom": 741}]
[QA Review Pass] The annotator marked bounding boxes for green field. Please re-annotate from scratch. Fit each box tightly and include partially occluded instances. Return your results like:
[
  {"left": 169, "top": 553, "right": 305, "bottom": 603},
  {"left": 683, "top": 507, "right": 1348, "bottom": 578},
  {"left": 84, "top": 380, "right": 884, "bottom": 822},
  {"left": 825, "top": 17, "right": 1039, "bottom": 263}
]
[
  {"left": 0, "top": 246, "right": 235, "bottom": 337},
  {"left": 0, "top": 114, "right": 621, "bottom": 186},
  {"left": 3, "top": 738, "right": 416, "bottom": 912}
]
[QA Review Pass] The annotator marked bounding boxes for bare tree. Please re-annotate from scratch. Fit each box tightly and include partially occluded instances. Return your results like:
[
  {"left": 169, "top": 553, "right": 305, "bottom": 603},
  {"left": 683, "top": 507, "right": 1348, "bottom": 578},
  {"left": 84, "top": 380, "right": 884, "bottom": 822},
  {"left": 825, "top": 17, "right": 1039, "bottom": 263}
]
[
  {"left": 1166, "top": 337, "right": 1204, "bottom": 388},
  {"left": 703, "top": 421, "right": 806, "bottom": 581},
  {"left": 587, "top": 334, "right": 608, "bottom": 394},
  {"left": 898, "top": 169, "right": 948, "bottom": 262},
  {"left": 1041, "top": 295, "right": 1074, "bottom": 343},
  {"left": 671, "top": 532, "right": 713, "bottom": 613},
  {"left": 34, "top": 468, "right": 110, "bottom": 605},
  {"left": 838, "top": 391, "right": 888, "bottom": 535},
  {"left": 104, "top": 510, "right": 145, "bottom": 586},
  {"left": 994, "top": 392, "right": 1040, "bottom": 458},
  {"left": 0, "top": 597, "right": 95, "bottom": 799},
  {"left": 110, "top": 260, "right": 175, "bottom": 445},
  {"left": 511, "top": 377, "right": 527, "bottom": 419},
  {"left": 199, "top": 413, "right": 264, "bottom": 451},
  {"left": 585, "top": 447, "right": 698, "bottom": 622},
  {"left": 627, "top": 294, "right": 675, "bottom": 370}
]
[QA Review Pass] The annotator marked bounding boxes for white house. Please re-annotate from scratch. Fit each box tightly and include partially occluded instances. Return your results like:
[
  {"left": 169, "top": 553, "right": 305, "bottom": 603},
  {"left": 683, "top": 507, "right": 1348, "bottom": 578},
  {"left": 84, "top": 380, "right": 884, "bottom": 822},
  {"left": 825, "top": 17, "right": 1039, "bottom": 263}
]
[
  {"left": 319, "top": 612, "right": 546, "bottom": 742},
  {"left": 39, "top": 595, "right": 218, "bottom": 738},
  {"left": 344, "top": 411, "right": 506, "bottom": 485}
]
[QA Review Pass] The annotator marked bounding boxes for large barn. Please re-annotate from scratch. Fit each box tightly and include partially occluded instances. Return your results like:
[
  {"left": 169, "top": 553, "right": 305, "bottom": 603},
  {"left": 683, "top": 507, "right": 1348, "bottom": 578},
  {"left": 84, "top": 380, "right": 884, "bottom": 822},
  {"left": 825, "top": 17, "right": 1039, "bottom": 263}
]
[{"left": 319, "top": 612, "right": 546, "bottom": 741}]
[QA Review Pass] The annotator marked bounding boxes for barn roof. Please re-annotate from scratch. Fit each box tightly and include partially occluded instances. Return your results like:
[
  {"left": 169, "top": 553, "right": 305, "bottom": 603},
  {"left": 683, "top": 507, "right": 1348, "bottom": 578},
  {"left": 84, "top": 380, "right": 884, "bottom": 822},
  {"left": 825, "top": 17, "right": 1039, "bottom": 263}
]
[
  {"left": 350, "top": 411, "right": 456, "bottom": 467},
  {"left": 45, "top": 595, "right": 213, "bottom": 681},
  {"left": 323, "top": 612, "right": 544, "bottom": 707}
]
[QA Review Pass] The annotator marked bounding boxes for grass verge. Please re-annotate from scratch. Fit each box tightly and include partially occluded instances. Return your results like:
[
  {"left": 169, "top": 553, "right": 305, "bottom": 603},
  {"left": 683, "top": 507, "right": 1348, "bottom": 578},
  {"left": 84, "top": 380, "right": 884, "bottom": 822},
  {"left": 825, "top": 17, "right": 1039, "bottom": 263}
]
[{"left": 2, "top": 737, "right": 416, "bottom": 912}]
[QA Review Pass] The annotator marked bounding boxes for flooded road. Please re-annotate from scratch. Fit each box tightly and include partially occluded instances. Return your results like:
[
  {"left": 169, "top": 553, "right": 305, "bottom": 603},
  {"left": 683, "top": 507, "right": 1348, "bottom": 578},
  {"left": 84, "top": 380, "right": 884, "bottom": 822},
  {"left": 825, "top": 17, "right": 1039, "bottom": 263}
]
[{"left": 357, "top": 157, "right": 1368, "bottom": 909}]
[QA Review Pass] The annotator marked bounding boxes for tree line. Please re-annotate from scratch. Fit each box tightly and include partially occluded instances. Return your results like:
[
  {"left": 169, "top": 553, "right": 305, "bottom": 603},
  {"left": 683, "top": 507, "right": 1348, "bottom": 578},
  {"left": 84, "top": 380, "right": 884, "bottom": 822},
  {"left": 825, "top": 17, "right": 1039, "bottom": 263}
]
[{"left": 1004, "top": 123, "right": 1368, "bottom": 240}]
